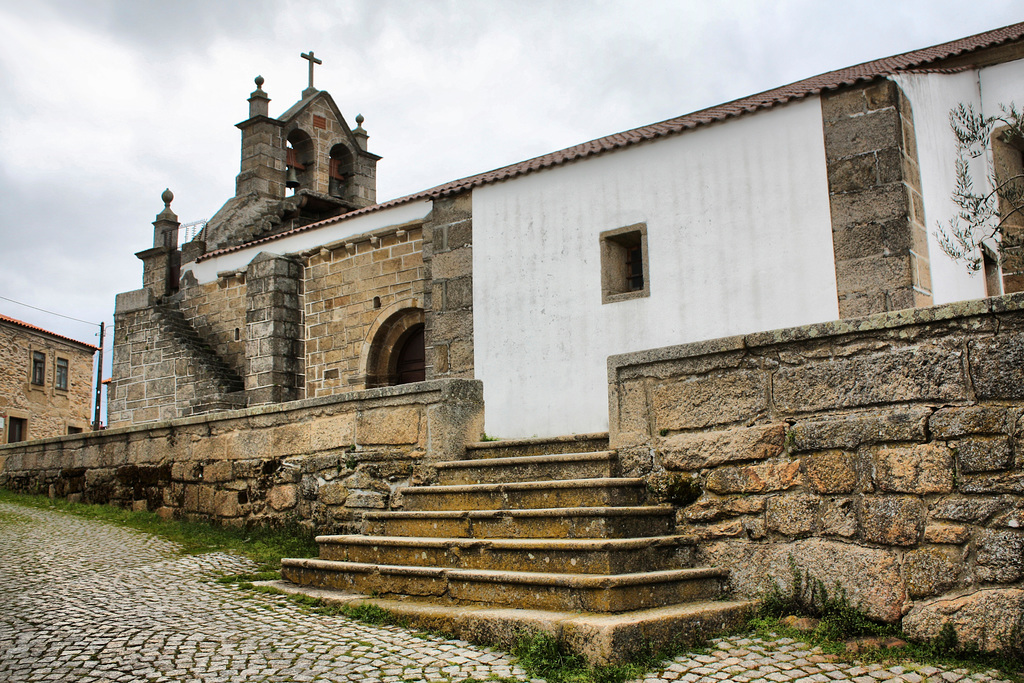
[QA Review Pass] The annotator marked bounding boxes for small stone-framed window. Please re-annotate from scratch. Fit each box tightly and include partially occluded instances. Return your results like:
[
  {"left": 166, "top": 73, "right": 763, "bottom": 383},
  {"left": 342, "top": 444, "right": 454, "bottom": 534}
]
[
  {"left": 8, "top": 416, "right": 26, "bottom": 443},
  {"left": 30, "top": 351, "right": 45, "bottom": 385},
  {"left": 55, "top": 357, "right": 69, "bottom": 391},
  {"left": 600, "top": 223, "right": 650, "bottom": 304}
]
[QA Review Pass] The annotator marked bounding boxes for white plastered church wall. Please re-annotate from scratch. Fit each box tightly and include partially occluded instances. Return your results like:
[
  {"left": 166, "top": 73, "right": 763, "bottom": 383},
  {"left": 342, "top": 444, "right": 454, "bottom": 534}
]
[
  {"left": 895, "top": 71, "right": 995, "bottom": 304},
  {"left": 473, "top": 97, "right": 839, "bottom": 438}
]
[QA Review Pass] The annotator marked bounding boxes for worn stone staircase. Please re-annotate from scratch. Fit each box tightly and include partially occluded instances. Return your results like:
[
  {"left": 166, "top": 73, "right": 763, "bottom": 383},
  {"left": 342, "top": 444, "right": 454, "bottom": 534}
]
[
  {"left": 152, "top": 304, "right": 246, "bottom": 415},
  {"left": 278, "top": 434, "right": 753, "bottom": 662}
]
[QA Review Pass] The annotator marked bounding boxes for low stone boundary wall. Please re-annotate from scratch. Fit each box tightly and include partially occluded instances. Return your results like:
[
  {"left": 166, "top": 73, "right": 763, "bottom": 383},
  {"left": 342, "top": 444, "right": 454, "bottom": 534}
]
[
  {"left": 608, "top": 295, "right": 1024, "bottom": 651},
  {"left": 0, "top": 379, "right": 483, "bottom": 534}
]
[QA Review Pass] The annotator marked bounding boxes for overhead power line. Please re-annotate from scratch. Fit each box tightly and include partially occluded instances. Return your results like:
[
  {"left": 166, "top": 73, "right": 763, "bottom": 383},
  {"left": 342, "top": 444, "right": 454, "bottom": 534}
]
[{"left": 0, "top": 294, "right": 101, "bottom": 327}]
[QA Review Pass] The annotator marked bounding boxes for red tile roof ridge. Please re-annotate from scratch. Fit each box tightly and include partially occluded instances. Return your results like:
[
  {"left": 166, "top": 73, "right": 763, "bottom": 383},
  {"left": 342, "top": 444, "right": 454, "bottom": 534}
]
[
  {"left": 0, "top": 313, "right": 98, "bottom": 351},
  {"left": 196, "top": 21, "right": 1024, "bottom": 263}
]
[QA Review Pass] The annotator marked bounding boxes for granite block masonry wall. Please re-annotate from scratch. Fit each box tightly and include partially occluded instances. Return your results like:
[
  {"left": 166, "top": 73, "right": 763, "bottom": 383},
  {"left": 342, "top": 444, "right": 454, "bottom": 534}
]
[
  {"left": 609, "top": 293, "right": 1024, "bottom": 651},
  {"left": 823, "top": 79, "right": 933, "bottom": 317},
  {"left": 422, "top": 193, "right": 474, "bottom": 380},
  {"left": 2, "top": 380, "right": 484, "bottom": 535}
]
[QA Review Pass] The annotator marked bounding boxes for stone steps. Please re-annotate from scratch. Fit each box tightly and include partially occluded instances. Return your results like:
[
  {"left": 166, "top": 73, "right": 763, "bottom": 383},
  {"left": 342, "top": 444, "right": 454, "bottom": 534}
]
[
  {"left": 361, "top": 505, "right": 677, "bottom": 539},
  {"left": 311, "top": 535, "right": 697, "bottom": 573},
  {"left": 281, "top": 559, "right": 726, "bottom": 613},
  {"left": 398, "top": 478, "right": 648, "bottom": 511},
  {"left": 463, "top": 433, "right": 610, "bottom": 459},
  {"left": 435, "top": 451, "right": 618, "bottom": 485},
  {"left": 280, "top": 433, "right": 741, "bottom": 640}
]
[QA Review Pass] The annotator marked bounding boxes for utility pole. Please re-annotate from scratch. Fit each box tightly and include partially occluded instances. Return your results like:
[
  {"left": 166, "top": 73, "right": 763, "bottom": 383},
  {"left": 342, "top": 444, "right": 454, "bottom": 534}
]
[{"left": 93, "top": 321, "right": 104, "bottom": 431}]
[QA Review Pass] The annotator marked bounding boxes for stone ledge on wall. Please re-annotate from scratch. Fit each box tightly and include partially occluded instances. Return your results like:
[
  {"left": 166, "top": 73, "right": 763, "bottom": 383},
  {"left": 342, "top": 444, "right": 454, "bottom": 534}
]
[{"left": 608, "top": 293, "right": 1024, "bottom": 653}]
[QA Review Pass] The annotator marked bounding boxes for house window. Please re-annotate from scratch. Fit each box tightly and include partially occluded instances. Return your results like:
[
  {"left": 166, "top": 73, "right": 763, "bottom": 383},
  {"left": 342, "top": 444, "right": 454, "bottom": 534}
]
[
  {"left": 600, "top": 223, "right": 650, "bottom": 304},
  {"left": 8, "top": 417, "right": 26, "bottom": 443},
  {"left": 56, "top": 358, "right": 69, "bottom": 391},
  {"left": 31, "top": 351, "right": 45, "bottom": 385}
]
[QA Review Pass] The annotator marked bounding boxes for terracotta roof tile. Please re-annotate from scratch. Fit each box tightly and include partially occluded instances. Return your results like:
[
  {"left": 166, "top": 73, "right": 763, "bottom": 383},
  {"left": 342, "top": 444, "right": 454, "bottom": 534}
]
[
  {"left": 0, "top": 314, "right": 98, "bottom": 351},
  {"left": 198, "top": 21, "right": 1024, "bottom": 262}
]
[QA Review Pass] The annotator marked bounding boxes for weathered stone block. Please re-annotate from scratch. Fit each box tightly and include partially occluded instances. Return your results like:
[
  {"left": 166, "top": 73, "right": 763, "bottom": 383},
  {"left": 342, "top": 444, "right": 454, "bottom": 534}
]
[
  {"left": 773, "top": 347, "right": 964, "bottom": 414},
  {"left": 683, "top": 497, "right": 723, "bottom": 522},
  {"left": 704, "top": 460, "right": 801, "bottom": 494},
  {"left": 957, "top": 472, "right": 1024, "bottom": 494},
  {"left": 824, "top": 107, "right": 901, "bottom": 162},
  {"left": 801, "top": 451, "right": 857, "bottom": 493},
  {"left": 269, "top": 422, "right": 311, "bottom": 457},
  {"left": 319, "top": 482, "right": 348, "bottom": 506},
  {"left": 659, "top": 424, "right": 786, "bottom": 471},
  {"left": 860, "top": 495, "right": 923, "bottom": 546},
  {"left": 930, "top": 406, "right": 1017, "bottom": 438},
  {"left": 612, "top": 379, "right": 650, "bottom": 450},
  {"left": 970, "top": 332, "right": 1024, "bottom": 399},
  {"left": 872, "top": 444, "right": 954, "bottom": 494},
  {"left": 723, "top": 497, "right": 766, "bottom": 515},
  {"left": 820, "top": 497, "right": 857, "bottom": 537},
  {"left": 698, "top": 539, "right": 907, "bottom": 622},
  {"left": 930, "top": 495, "right": 1004, "bottom": 523},
  {"left": 787, "top": 408, "right": 930, "bottom": 452},
  {"left": 358, "top": 406, "right": 422, "bottom": 445},
  {"left": 923, "top": 524, "right": 970, "bottom": 545},
  {"left": 952, "top": 436, "right": 1014, "bottom": 474},
  {"left": 903, "top": 589, "right": 1024, "bottom": 653},
  {"left": 904, "top": 547, "right": 961, "bottom": 598},
  {"left": 346, "top": 491, "right": 386, "bottom": 508},
  {"left": 652, "top": 370, "right": 767, "bottom": 431},
  {"left": 829, "top": 185, "right": 909, "bottom": 230},
  {"left": 975, "top": 528, "right": 1024, "bottom": 582},
  {"left": 766, "top": 494, "right": 820, "bottom": 536},
  {"left": 831, "top": 219, "right": 914, "bottom": 262},
  {"left": 214, "top": 489, "right": 242, "bottom": 517},
  {"left": 268, "top": 484, "right": 298, "bottom": 511},
  {"left": 309, "top": 413, "right": 356, "bottom": 452},
  {"left": 202, "top": 461, "right": 233, "bottom": 483},
  {"left": 827, "top": 154, "right": 879, "bottom": 195}
]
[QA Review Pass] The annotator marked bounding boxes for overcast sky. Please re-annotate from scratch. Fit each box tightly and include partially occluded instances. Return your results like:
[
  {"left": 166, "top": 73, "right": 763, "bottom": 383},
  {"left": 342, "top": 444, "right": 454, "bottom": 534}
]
[{"left": 0, "top": 0, "right": 1021, "bottom": 369}]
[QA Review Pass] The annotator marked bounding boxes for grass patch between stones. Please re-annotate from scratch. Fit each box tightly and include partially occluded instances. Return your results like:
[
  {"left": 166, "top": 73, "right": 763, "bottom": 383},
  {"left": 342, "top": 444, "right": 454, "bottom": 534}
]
[
  {"left": 0, "top": 488, "right": 317, "bottom": 571},
  {"left": 750, "top": 558, "right": 1023, "bottom": 682}
]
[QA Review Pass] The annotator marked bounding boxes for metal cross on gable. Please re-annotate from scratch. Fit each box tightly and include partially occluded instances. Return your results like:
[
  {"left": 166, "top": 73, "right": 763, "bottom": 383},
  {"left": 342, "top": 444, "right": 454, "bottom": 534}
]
[{"left": 301, "top": 51, "right": 322, "bottom": 91}]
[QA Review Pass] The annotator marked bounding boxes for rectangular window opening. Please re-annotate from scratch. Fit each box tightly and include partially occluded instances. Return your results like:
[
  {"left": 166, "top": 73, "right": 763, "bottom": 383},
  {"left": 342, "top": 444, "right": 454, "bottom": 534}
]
[
  {"left": 56, "top": 358, "right": 69, "bottom": 391},
  {"left": 31, "top": 351, "right": 45, "bottom": 385},
  {"left": 600, "top": 223, "right": 650, "bottom": 304},
  {"left": 8, "top": 417, "right": 26, "bottom": 443}
]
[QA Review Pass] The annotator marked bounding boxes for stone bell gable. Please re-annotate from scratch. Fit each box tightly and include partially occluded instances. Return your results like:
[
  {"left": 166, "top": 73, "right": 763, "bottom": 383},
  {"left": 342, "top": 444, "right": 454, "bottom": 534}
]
[{"left": 199, "top": 74, "right": 381, "bottom": 254}]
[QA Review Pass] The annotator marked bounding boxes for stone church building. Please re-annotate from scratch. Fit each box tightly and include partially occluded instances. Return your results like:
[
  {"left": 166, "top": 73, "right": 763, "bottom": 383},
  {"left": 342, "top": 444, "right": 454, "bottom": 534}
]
[{"left": 111, "top": 25, "right": 1024, "bottom": 437}]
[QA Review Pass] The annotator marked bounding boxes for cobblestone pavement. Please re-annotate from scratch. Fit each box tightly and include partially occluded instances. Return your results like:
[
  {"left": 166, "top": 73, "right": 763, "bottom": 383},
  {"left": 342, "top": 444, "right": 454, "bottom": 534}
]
[
  {"left": 0, "top": 502, "right": 1015, "bottom": 683},
  {"left": 628, "top": 635, "right": 1013, "bottom": 683},
  {"left": 0, "top": 503, "right": 536, "bottom": 683}
]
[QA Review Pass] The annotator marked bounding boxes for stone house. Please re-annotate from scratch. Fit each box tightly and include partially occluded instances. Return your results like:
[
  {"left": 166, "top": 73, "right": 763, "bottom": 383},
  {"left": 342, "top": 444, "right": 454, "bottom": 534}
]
[
  {"left": 110, "top": 23, "right": 1024, "bottom": 437},
  {"left": 0, "top": 314, "right": 96, "bottom": 442}
]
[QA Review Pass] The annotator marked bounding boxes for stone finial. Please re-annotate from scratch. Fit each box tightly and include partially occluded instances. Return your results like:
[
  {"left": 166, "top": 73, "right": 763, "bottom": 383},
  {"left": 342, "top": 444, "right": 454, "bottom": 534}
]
[
  {"left": 153, "top": 188, "right": 179, "bottom": 248},
  {"left": 156, "top": 188, "right": 178, "bottom": 222},
  {"left": 248, "top": 75, "right": 271, "bottom": 118},
  {"left": 353, "top": 114, "right": 369, "bottom": 151}
]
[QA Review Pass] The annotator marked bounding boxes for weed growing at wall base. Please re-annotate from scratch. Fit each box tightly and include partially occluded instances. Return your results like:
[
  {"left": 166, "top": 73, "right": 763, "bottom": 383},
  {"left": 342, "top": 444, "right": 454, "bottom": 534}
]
[
  {"left": 0, "top": 488, "right": 318, "bottom": 570},
  {"left": 750, "top": 558, "right": 1023, "bottom": 681}
]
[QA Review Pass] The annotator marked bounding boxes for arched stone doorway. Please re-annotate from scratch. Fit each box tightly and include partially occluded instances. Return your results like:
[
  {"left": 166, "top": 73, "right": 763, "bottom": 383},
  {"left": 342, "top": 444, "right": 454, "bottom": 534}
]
[{"left": 363, "top": 307, "right": 426, "bottom": 387}]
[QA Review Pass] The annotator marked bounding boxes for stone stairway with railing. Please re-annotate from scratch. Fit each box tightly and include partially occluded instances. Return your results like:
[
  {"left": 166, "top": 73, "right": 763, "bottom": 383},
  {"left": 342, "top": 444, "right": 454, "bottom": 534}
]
[{"left": 278, "top": 434, "right": 754, "bottom": 663}]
